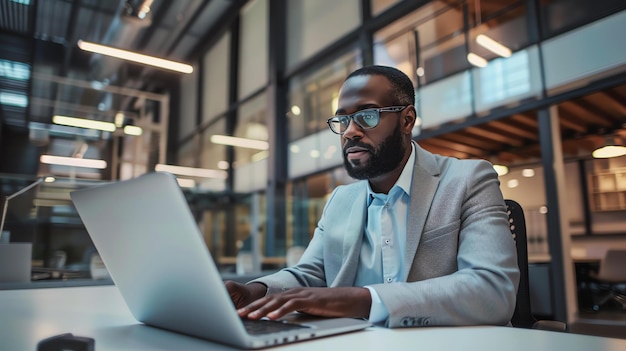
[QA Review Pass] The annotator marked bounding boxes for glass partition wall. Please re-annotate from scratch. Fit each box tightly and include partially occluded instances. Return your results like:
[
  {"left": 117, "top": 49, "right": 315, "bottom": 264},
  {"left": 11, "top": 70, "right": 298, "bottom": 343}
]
[{"left": 169, "top": 0, "right": 626, "bottom": 268}]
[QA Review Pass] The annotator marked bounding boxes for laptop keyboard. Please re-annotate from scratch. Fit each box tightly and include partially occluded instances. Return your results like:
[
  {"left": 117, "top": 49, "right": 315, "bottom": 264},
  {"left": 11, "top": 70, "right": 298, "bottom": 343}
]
[{"left": 242, "top": 319, "right": 311, "bottom": 335}]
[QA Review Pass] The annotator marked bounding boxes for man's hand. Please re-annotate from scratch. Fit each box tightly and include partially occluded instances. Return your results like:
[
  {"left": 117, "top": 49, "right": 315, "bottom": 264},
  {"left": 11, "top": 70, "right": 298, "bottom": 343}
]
[
  {"left": 224, "top": 281, "right": 268, "bottom": 309},
  {"left": 236, "top": 287, "right": 372, "bottom": 321}
]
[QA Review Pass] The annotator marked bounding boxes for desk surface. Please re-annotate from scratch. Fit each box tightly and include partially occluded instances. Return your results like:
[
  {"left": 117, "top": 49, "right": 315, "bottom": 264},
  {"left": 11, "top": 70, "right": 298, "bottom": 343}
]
[{"left": 3, "top": 285, "right": 626, "bottom": 351}]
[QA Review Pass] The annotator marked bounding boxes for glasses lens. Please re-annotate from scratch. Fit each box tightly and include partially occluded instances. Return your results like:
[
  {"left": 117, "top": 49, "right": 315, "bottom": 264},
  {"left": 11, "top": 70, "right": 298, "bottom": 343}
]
[
  {"left": 329, "top": 117, "right": 349, "bottom": 134},
  {"left": 354, "top": 110, "right": 380, "bottom": 129}
]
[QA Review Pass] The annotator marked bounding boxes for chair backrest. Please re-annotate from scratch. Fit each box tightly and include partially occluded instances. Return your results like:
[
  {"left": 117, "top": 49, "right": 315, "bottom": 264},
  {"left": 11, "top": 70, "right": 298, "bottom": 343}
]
[
  {"left": 597, "top": 249, "right": 626, "bottom": 282},
  {"left": 505, "top": 199, "right": 536, "bottom": 328}
]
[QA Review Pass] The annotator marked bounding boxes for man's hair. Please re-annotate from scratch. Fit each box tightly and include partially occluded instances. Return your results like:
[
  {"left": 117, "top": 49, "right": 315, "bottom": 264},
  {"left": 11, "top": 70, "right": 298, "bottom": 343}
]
[{"left": 345, "top": 65, "right": 415, "bottom": 106}]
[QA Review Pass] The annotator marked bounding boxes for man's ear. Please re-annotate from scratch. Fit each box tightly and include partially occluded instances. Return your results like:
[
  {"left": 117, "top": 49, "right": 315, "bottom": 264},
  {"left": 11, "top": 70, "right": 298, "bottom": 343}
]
[{"left": 402, "top": 106, "right": 417, "bottom": 132}]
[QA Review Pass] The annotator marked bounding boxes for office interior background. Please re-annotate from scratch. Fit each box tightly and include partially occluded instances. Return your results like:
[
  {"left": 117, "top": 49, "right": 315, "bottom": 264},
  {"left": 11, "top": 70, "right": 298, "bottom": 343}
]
[{"left": 1, "top": 0, "right": 625, "bottom": 338}]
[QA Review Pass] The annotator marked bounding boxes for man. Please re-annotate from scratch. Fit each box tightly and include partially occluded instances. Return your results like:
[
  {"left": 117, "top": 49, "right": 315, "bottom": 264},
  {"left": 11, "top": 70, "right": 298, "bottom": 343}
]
[{"left": 226, "top": 65, "right": 519, "bottom": 328}]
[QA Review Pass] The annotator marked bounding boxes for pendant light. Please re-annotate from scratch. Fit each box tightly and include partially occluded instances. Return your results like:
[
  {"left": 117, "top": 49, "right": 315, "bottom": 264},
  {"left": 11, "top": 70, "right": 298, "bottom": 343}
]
[{"left": 592, "top": 135, "right": 626, "bottom": 159}]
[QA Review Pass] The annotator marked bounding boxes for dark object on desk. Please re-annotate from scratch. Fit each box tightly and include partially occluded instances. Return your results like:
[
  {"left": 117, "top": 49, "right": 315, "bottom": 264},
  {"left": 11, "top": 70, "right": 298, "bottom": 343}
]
[
  {"left": 37, "top": 333, "right": 95, "bottom": 351},
  {"left": 589, "top": 249, "right": 626, "bottom": 311},
  {"left": 505, "top": 199, "right": 568, "bottom": 332}
]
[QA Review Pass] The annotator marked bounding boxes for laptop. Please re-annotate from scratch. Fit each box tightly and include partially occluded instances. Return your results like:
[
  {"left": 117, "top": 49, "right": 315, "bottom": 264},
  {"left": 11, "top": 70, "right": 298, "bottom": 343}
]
[{"left": 70, "top": 172, "right": 371, "bottom": 349}]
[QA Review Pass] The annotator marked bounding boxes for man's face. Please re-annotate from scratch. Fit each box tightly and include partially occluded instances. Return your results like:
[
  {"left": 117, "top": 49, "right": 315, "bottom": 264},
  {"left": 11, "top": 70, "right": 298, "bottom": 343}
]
[
  {"left": 335, "top": 74, "right": 409, "bottom": 180},
  {"left": 343, "top": 122, "right": 404, "bottom": 180}
]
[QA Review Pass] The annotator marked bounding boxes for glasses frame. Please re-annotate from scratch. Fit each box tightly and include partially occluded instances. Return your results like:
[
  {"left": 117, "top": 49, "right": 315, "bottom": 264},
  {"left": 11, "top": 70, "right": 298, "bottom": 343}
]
[{"left": 326, "top": 105, "right": 407, "bottom": 135}]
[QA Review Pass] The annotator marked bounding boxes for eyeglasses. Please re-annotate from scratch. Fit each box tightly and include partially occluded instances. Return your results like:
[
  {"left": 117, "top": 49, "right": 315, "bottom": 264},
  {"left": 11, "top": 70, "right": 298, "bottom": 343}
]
[{"left": 326, "top": 106, "right": 407, "bottom": 135}]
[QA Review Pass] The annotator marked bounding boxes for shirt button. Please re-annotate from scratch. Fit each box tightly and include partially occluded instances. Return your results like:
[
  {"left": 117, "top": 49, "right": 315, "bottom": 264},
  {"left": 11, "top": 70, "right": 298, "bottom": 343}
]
[
  {"left": 384, "top": 239, "right": 390, "bottom": 245},
  {"left": 386, "top": 277, "right": 393, "bottom": 283}
]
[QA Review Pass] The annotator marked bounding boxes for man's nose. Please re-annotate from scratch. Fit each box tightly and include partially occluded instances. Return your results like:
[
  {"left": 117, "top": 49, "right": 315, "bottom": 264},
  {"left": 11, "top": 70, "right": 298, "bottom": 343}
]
[{"left": 342, "top": 119, "right": 363, "bottom": 140}]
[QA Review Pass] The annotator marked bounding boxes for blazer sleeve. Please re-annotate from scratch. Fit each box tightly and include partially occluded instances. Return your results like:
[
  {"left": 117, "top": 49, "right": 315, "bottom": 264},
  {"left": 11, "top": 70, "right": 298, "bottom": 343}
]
[
  {"left": 248, "top": 187, "right": 342, "bottom": 294},
  {"left": 371, "top": 159, "right": 520, "bottom": 328}
]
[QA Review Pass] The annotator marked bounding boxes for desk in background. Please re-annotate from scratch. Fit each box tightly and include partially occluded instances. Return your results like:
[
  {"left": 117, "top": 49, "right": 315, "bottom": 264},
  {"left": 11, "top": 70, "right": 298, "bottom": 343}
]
[{"left": 3, "top": 286, "right": 626, "bottom": 351}]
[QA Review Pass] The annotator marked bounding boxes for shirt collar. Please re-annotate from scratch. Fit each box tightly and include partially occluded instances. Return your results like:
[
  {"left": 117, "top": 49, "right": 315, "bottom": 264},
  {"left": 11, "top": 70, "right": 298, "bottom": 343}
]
[{"left": 367, "top": 142, "right": 415, "bottom": 203}]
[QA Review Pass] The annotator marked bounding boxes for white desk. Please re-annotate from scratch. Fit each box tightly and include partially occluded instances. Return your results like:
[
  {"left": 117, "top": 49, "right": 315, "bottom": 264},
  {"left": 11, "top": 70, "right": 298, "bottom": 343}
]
[{"left": 2, "top": 285, "right": 625, "bottom": 351}]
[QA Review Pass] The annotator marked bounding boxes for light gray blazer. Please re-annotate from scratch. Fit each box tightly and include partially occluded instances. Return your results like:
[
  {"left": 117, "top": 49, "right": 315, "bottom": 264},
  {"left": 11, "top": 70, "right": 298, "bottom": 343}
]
[{"left": 253, "top": 142, "right": 520, "bottom": 328}]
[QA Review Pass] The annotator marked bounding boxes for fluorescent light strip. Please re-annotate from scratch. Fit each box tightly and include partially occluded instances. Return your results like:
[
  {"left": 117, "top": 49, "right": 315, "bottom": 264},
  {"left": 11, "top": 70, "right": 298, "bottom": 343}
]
[
  {"left": 0, "top": 59, "right": 30, "bottom": 80},
  {"left": 77, "top": 40, "right": 193, "bottom": 74},
  {"left": 53, "top": 115, "right": 116, "bottom": 132},
  {"left": 40, "top": 155, "right": 107, "bottom": 169},
  {"left": 0, "top": 92, "right": 28, "bottom": 107},
  {"left": 251, "top": 150, "right": 269, "bottom": 162},
  {"left": 155, "top": 164, "right": 227, "bottom": 179},
  {"left": 210, "top": 135, "right": 269, "bottom": 150},
  {"left": 176, "top": 178, "right": 196, "bottom": 188},
  {"left": 123, "top": 125, "right": 143, "bottom": 136},
  {"left": 476, "top": 34, "right": 512, "bottom": 58},
  {"left": 467, "top": 53, "right": 488, "bottom": 68}
]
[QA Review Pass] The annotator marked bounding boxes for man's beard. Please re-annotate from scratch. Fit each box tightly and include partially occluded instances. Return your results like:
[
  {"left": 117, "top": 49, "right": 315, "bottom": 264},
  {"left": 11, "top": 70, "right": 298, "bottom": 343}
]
[{"left": 343, "top": 123, "right": 406, "bottom": 180}]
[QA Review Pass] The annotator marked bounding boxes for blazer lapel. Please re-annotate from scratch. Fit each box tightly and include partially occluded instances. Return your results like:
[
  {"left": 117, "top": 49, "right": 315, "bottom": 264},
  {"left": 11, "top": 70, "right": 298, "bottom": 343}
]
[{"left": 403, "top": 142, "right": 441, "bottom": 280}]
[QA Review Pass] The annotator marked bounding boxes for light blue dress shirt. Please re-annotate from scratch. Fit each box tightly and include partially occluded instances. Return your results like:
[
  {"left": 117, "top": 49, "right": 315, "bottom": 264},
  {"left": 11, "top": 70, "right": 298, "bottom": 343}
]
[{"left": 354, "top": 143, "right": 415, "bottom": 323}]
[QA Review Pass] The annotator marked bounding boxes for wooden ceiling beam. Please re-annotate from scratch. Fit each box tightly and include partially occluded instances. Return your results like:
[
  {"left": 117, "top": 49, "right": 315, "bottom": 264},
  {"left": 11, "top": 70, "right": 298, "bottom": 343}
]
[
  {"left": 489, "top": 120, "right": 538, "bottom": 140},
  {"left": 439, "top": 132, "right": 503, "bottom": 151},
  {"left": 418, "top": 142, "right": 471, "bottom": 160},
  {"left": 510, "top": 113, "right": 538, "bottom": 129},
  {"left": 558, "top": 116, "right": 588, "bottom": 133},
  {"left": 465, "top": 126, "right": 525, "bottom": 146},
  {"left": 560, "top": 101, "right": 613, "bottom": 127},
  {"left": 422, "top": 137, "right": 485, "bottom": 157},
  {"left": 589, "top": 91, "right": 626, "bottom": 116}
]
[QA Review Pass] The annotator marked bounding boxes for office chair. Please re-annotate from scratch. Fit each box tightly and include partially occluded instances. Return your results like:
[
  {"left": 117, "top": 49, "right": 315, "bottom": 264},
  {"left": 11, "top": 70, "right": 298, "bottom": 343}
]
[
  {"left": 589, "top": 249, "right": 626, "bottom": 311},
  {"left": 505, "top": 199, "right": 568, "bottom": 332}
]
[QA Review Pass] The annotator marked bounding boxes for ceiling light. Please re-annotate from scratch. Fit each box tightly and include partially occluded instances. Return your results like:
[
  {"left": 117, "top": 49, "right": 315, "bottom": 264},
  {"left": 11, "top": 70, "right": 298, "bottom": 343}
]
[
  {"left": 251, "top": 150, "right": 269, "bottom": 162},
  {"left": 137, "top": 0, "right": 154, "bottom": 19},
  {"left": 290, "top": 105, "right": 301, "bottom": 116},
  {"left": 123, "top": 125, "right": 143, "bottom": 136},
  {"left": 476, "top": 34, "right": 512, "bottom": 58},
  {"left": 77, "top": 40, "right": 193, "bottom": 74},
  {"left": 0, "top": 59, "right": 30, "bottom": 80},
  {"left": 155, "top": 164, "right": 227, "bottom": 179},
  {"left": 29, "top": 121, "right": 100, "bottom": 139},
  {"left": 592, "top": 145, "right": 626, "bottom": 158},
  {"left": 176, "top": 178, "right": 196, "bottom": 188},
  {"left": 0, "top": 91, "right": 28, "bottom": 107},
  {"left": 493, "top": 164, "right": 509, "bottom": 176},
  {"left": 522, "top": 169, "right": 535, "bottom": 178},
  {"left": 592, "top": 136, "right": 626, "bottom": 159},
  {"left": 467, "top": 53, "right": 488, "bottom": 68},
  {"left": 507, "top": 179, "right": 519, "bottom": 188},
  {"left": 210, "top": 135, "right": 269, "bottom": 150},
  {"left": 40, "top": 155, "right": 107, "bottom": 169},
  {"left": 115, "top": 112, "right": 125, "bottom": 127},
  {"left": 53, "top": 115, "right": 116, "bottom": 132}
]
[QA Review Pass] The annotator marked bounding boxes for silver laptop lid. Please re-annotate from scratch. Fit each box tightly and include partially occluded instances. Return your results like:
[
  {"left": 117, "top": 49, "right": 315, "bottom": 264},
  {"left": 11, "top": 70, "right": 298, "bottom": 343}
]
[
  {"left": 71, "top": 172, "right": 253, "bottom": 346},
  {"left": 71, "top": 172, "right": 371, "bottom": 349}
]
